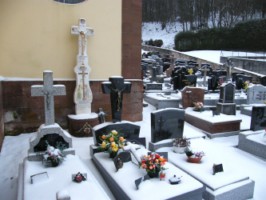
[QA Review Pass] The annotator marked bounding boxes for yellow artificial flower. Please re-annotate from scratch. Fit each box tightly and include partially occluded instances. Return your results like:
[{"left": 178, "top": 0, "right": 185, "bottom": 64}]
[
  {"left": 111, "top": 130, "right": 118, "bottom": 135},
  {"left": 119, "top": 137, "right": 125, "bottom": 142},
  {"left": 101, "top": 141, "right": 106, "bottom": 149}
]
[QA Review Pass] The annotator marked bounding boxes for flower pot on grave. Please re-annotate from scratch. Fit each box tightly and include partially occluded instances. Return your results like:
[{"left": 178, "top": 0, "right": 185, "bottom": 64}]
[
  {"left": 187, "top": 156, "right": 202, "bottom": 163},
  {"left": 193, "top": 107, "right": 204, "bottom": 112},
  {"left": 147, "top": 168, "right": 160, "bottom": 178},
  {"left": 173, "top": 146, "right": 187, "bottom": 154},
  {"left": 109, "top": 151, "right": 118, "bottom": 159}
]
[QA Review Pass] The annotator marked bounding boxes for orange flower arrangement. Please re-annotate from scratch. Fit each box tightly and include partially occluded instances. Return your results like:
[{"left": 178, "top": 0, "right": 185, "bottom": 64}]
[
  {"left": 99, "top": 130, "right": 125, "bottom": 157},
  {"left": 140, "top": 153, "right": 167, "bottom": 175}
]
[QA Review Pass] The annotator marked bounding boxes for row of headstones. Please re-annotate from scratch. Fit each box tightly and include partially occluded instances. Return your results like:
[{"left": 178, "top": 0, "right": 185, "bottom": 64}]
[{"left": 28, "top": 71, "right": 132, "bottom": 158}]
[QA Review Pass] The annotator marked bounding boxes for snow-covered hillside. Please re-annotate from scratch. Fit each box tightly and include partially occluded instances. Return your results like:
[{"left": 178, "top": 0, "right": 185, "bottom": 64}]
[{"left": 142, "top": 22, "right": 182, "bottom": 49}]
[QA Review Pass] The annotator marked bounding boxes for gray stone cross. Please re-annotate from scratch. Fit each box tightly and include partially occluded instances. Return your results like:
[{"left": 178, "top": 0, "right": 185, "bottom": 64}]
[{"left": 31, "top": 70, "right": 66, "bottom": 125}]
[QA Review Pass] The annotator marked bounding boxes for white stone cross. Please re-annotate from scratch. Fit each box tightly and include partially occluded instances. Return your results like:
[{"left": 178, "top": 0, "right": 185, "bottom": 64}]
[
  {"left": 31, "top": 70, "right": 66, "bottom": 126},
  {"left": 71, "top": 18, "right": 94, "bottom": 56}
]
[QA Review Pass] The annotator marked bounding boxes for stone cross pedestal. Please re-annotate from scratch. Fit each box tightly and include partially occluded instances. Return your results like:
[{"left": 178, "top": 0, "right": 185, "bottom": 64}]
[
  {"left": 31, "top": 70, "right": 66, "bottom": 125},
  {"left": 102, "top": 76, "right": 131, "bottom": 122},
  {"left": 71, "top": 18, "right": 94, "bottom": 115}
]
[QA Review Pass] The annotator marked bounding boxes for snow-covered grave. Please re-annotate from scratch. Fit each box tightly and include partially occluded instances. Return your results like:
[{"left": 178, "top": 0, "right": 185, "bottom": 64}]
[
  {"left": 18, "top": 155, "right": 111, "bottom": 200},
  {"left": 185, "top": 107, "right": 244, "bottom": 138},
  {"left": 155, "top": 138, "right": 255, "bottom": 200},
  {"left": 238, "top": 130, "right": 266, "bottom": 160},
  {"left": 17, "top": 71, "right": 109, "bottom": 200},
  {"left": 144, "top": 88, "right": 247, "bottom": 110},
  {"left": 144, "top": 92, "right": 181, "bottom": 109},
  {"left": 91, "top": 146, "right": 204, "bottom": 200}
]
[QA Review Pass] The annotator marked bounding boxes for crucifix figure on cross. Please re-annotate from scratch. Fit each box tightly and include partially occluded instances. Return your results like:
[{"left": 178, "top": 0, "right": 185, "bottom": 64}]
[
  {"left": 31, "top": 71, "right": 66, "bottom": 126},
  {"left": 71, "top": 18, "right": 94, "bottom": 57},
  {"left": 102, "top": 76, "right": 131, "bottom": 122}
]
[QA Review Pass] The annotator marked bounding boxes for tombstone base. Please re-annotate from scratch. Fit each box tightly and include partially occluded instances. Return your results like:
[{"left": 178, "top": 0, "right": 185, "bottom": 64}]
[
  {"left": 75, "top": 103, "right": 92, "bottom": 115},
  {"left": 185, "top": 107, "right": 242, "bottom": 138},
  {"left": 217, "top": 102, "right": 236, "bottom": 115},
  {"left": 68, "top": 113, "right": 99, "bottom": 137}
]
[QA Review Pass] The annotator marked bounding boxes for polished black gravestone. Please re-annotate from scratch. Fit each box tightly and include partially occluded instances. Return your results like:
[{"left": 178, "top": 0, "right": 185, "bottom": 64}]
[
  {"left": 92, "top": 122, "right": 145, "bottom": 147},
  {"left": 250, "top": 106, "right": 266, "bottom": 131},
  {"left": 260, "top": 76, "right": 266, "bottom": 86},
  {"left": 235, "top": 74, "right": 252, "bottom": 90},
  {"left": 172, "top": 72, "right": 185, "bottom": 90},
  {"left": 151, "top": 108, "right": 185, "bottom": 143},
  {"left": 208, "top": 75, "right": 218, "bottom": 91},
  {"left": 184, "top": 74, "right": 197, "bottom": 87},
  {"left": 212, "top": 70, "right": 227, "bottom": 78},
  {"left": 102, "top": 76, "right": 131, "bottom": 122},
  {"left": 217, "top": 82, "right": 236, "bottom": 115}
]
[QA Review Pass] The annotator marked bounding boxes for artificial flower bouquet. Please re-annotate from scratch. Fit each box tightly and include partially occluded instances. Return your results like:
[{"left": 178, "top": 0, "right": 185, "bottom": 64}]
[
  {"left": 140, "top": 152, "right": 167, "bottom": 178},
  {"left": 43, "top": 142, "right": 64, "bottom": 167},
  {"left": 193, "top": 101, "right": 204, "bottom": 112},
  {"left": 99, "top": 130, "right": 126, "bottom": 158}
]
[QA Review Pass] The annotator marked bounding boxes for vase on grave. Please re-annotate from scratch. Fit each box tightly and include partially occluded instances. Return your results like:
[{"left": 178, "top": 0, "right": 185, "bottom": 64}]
[
  {"left": 173, "top": 137, "right": 190, "bottom": 154},
  {"left": 109, "top": 151, "right": 118, "bottom": 159},
  {"left": 173, "top": 146, "right": 187, "bottom": 154},
  {"left": 147, "top": 168, "right": 160, "bottom": 178},
  {"left": 140, "top": 153, "right": 167, "bottom": 179}
]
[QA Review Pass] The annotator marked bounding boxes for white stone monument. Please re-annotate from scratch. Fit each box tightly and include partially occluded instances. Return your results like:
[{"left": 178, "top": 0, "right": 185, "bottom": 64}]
[
  {"left": 68, "top": 19, "right": 99, "bottom": 137},
  {"left": 71, "top": 18, "right": 94, "bottom": 115}
]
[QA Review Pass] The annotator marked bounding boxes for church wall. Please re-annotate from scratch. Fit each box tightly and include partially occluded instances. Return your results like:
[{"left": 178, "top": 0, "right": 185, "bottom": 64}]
[
  {"left": 0, "top": 0, "right": 122, "bottom": 79},
  {"left": 122, "top": 0, "right": 142, "bottom": 79}
]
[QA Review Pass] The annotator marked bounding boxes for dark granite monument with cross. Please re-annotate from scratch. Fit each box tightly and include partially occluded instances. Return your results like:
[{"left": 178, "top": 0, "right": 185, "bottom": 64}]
[
  {"left": 102, "top": 76, "right": 131, "bottom": 122},
  {"left": 28, "top": 70, "right": 75, "bottom": 161}
]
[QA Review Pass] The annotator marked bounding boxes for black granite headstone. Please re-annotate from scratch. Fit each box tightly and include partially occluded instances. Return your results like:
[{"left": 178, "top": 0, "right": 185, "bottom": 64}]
[
  {"left": 232, "top": 72, "right": 244, "bottom": 82},
  {"left": 208, "top": 75, "right": 218, "bottom": 91},
  {"left": 235, "top": 74, "right": 252, "bottom": 90},
  {"left": 92, "top": 122, "right": 145, "bottom": 147},
  {"left": 184, "top": 74, "right": 197, "bottom": 87},
  {"left": 212, "top": 70, "right": 227, "bottom": 78},
  {"left": 219, "top": 83, "right": 235, "bottom": 103},
  {"left": 260, "top": 76, "right": 266, "bottom": 86},
  {"left": 151, "top": 108, "right": 184, "bottom": 143},
  {"left": 250, "top": 106, "right": 266, "bottom": 131},
  {"left": 172, "top": 73, "right": 185, "bottom": 90},
  {"left": 102, "top": 76, "right": 131, "bottom": 122}
]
